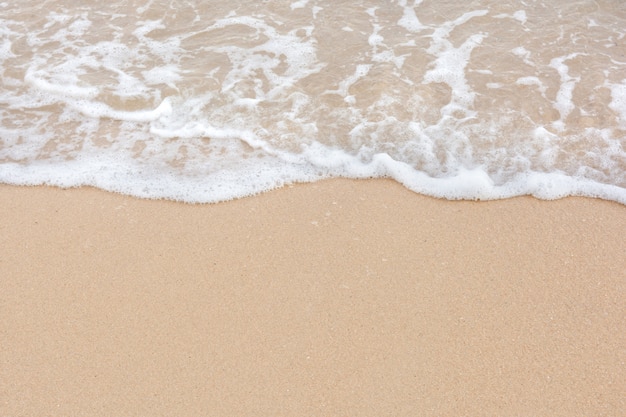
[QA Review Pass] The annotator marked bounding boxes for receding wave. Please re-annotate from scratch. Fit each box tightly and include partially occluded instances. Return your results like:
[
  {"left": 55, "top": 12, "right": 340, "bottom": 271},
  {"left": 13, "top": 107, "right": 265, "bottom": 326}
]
[{"left": 1, "top": 0, "right": 625, "bottom": 203}]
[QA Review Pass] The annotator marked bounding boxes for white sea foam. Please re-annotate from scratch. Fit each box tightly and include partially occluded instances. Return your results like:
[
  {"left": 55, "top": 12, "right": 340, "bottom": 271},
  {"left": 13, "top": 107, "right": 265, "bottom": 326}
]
[
  {"left": 0, "top": 0, "right": 625, "bottom": 204},
  {"left": 397, "top": 0, "right": 426, "bottom": 33},
  {"left": 608, "top": 80, "right": 626, "bottom": 129},
  {"left": 549, "top": 54, "right": 581, "bottom": 131}
]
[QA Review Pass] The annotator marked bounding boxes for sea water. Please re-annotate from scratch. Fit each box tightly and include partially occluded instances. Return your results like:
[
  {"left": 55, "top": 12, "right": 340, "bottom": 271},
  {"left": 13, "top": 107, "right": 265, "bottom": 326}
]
[{"left": 1, "top": 0, "right": 625, "bottom": 204}]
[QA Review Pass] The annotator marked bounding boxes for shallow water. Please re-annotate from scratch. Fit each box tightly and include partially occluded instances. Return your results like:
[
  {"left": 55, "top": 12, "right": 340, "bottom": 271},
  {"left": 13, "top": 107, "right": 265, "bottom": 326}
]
[{"left": 1, "top": 0, "right": 625, "bottom": 203}]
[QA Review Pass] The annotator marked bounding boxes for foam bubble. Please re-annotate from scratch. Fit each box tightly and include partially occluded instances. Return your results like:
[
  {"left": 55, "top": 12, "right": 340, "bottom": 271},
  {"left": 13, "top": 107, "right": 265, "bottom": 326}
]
[
  {"left": 608, "top": 80, "right": 626, "bottom": 128},
  {"left": 494, "top": 10, "right": 527, "bottom": 25},
  {"left": 513, "top": 10, "right": 527, "bottom": 24},
  {"left": 549, "top": 54, "right": 580, "bottom": 131},
  {"left": 398, "top": 2, "right": 426, "bottom": 33},
  {"left": 290, "top": 0, "right": 310, "bottom": 10},
  {"left": 516, "top": 76, "right": 543, "bottom": 88},
  {"left": 25, "top": 68, "right": 100, "bottom": 99},
  {"left": 73, "top": 98, "right": 172, "bottom": 122}
]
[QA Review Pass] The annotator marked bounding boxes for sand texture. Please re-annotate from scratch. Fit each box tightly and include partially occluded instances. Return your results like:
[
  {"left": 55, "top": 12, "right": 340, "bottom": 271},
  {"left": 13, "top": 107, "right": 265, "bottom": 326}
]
[{"left": 1, "top": 179, "right": 625, "bottom": 416}]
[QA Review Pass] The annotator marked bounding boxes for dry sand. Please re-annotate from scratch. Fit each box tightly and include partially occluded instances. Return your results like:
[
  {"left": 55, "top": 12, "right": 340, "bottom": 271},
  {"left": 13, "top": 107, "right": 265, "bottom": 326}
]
[{"left": 1, "top": 179, "right": 625, "bottom": 416}]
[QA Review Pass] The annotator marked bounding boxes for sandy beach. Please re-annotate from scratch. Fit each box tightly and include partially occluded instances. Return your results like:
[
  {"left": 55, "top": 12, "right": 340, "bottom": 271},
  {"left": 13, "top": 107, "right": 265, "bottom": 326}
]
[{"left": 1, "top": 179, "right": 624, "bottom": 416}]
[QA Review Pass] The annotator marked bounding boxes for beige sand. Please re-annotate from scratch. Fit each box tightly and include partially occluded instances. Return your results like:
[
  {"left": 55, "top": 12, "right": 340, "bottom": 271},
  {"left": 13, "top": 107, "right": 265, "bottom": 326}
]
[{"left": 1, "top": 179, "right": 624, "bottom": 416}]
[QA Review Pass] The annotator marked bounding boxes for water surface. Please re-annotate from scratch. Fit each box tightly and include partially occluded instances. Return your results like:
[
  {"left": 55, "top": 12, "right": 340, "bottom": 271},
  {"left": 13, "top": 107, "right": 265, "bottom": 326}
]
[{"left": 1, "top": 0, "right": 625, "bottom": 203}]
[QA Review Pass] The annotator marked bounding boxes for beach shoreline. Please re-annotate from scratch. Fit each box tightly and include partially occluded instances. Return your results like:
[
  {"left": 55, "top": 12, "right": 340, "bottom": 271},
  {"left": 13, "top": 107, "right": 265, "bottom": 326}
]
[{"left": 1, "top": 179, "right": 624, "bottom": 416}]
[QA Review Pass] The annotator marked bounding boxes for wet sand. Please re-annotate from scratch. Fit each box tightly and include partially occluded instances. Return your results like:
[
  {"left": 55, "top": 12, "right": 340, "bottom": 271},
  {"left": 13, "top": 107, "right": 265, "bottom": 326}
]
[{"left": 1, "top": 179, "right": 625, "bottom": 416}]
